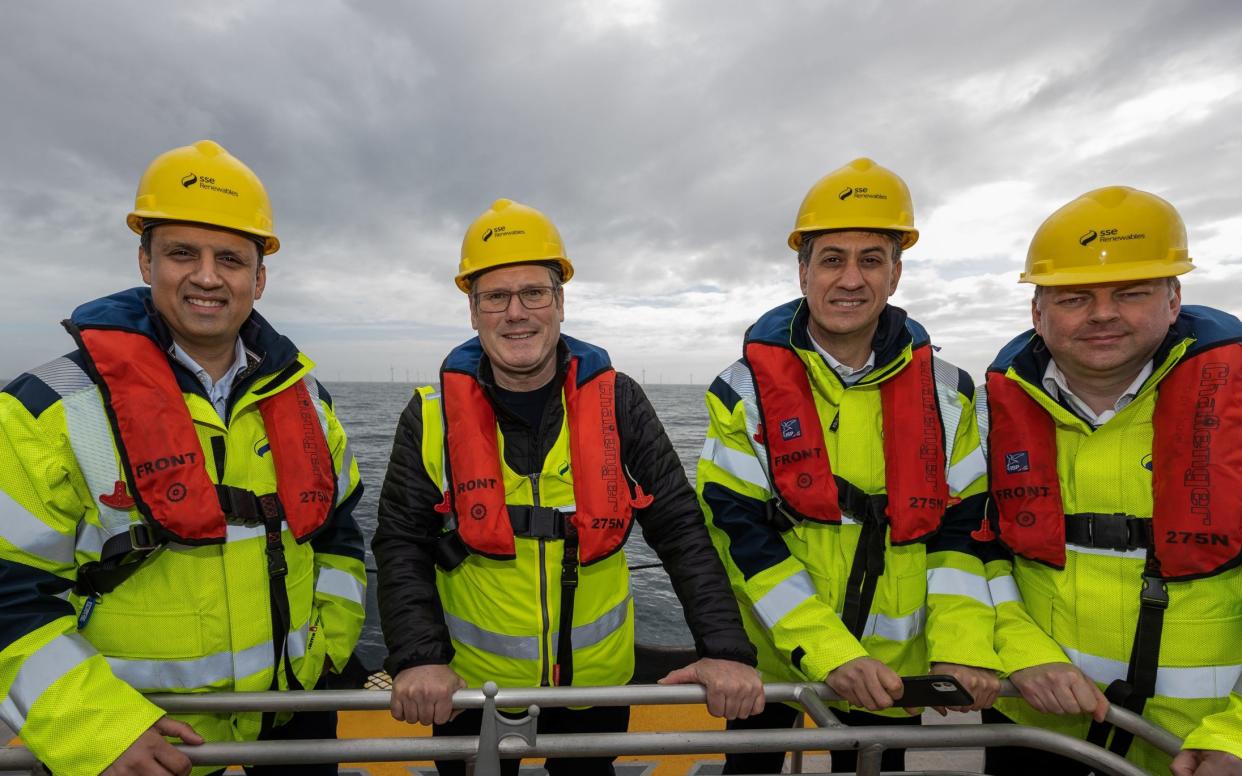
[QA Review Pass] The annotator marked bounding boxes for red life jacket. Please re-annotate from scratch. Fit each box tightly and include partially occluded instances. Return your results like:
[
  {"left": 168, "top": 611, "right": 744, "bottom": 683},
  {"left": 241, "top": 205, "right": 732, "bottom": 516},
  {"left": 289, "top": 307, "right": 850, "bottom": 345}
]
[
  {"left": 439, "top": 351, "right": 649, "bottom": 564},
  {"left": 986, "top": 344, "right": 1242, "bottom": 580},
  {"left": 744, "top": 340, "right": 948, "bottom": 544},
  {"left": 75, "top": 328, "right": 336, "bottom": 544}
]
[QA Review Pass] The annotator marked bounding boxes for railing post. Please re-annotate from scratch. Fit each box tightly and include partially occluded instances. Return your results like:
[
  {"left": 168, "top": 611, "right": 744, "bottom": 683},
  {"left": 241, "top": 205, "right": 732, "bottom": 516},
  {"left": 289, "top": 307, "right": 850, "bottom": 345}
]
[
  {"left": 789, "top": 712, "right": 804, "bottom": 774},
  {"left": 854, "top": 743, "right": 884, "bottom": 776},
  {"left": 474, "top": 680, "right": 539, "bottom": 776}
]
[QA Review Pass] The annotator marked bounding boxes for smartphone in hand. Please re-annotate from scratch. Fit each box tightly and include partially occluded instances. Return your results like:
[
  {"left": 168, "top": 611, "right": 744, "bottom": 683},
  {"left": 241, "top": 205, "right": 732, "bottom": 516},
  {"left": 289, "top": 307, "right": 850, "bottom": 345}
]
[{"left": 892, "top": 674, "right": 974, "bottom": 708}]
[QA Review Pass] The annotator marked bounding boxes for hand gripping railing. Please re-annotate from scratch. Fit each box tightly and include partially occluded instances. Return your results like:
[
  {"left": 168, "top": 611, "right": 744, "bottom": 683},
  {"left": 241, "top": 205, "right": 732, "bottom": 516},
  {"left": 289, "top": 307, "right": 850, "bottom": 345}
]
[{"left": 0, "top": 681, "right": 1182, "bottom": 776}]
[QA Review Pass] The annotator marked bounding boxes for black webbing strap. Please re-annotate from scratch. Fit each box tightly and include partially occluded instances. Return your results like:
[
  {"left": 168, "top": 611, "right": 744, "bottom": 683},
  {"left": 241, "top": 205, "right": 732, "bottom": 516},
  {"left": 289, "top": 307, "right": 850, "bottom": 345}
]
[
  {"left": 259, "top": 493, "right": 303, "bottom": 736},
  {"left": 435, "top": 506, "right": 573, "bottom": 570},
  {"left": 1086, "top": 552, "right": 1168, "bottom": 756},
  {"left": 74, "top": 485, "right": 284, "bottom": 597},
  {"left": 554, "top": 523, "right": 580, "bottom": 687},
  {"left": 508, "top": 505, "right": 570, "bottom": 539},
  {"left": 836, "top": 478, "right": 890, "bottom": 640},
  {"left": 1064, "top": 512, "right": 1151, "bottom": 552},
  {"left": 74, "top": 523, "right": 163, "bottom": 597}
]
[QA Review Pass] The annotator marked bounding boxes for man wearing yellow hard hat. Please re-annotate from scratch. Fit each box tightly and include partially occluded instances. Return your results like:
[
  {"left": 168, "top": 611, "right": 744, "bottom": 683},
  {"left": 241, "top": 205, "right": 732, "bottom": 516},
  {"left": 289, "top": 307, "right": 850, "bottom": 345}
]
[
  {"left": 373, "top": 198, "right": 764, "bottom": 775},
  {"left": 696, "top": 158, "right": 1003, "bottom": 773},
  {"left": 981, "top": 187, "right": 1242, "bottom": 775},
  {"left": 0, "top": 140, "right": 366, "bottom": 775}
]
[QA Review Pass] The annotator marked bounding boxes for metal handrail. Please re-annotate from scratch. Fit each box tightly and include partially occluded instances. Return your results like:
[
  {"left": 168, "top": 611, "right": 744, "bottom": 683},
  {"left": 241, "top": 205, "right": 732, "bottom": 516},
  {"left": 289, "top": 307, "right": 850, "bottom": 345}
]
[{"left": 0, "top": 681, "right": 1182, "bottom": 776}]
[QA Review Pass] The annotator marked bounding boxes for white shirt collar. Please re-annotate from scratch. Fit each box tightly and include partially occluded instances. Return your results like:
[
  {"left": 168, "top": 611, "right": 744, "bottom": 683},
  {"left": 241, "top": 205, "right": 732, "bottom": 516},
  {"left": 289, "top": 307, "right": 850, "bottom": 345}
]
[
  {"left": 171, "top": 338, "right": 249, "bottom": 418},
  {"left": 807, "top": 326, "right": 876, "bottom": 385},
  {"left": 1042, "top": 359, "right": 1153, "bottom": 426}
]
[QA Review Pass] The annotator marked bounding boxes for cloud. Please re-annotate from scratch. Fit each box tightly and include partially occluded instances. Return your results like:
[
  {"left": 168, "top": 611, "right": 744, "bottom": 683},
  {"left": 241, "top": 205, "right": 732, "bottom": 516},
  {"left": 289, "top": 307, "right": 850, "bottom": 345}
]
[{"left": 3, "top": 0, "right": 1242, "bottom": 386}]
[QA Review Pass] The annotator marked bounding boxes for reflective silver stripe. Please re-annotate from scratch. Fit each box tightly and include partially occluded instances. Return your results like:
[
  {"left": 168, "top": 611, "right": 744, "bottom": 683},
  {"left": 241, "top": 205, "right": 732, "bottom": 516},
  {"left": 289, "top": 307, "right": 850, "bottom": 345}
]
[
  {"left": 975, "top": 383, "right": 990, "bottom": 453},
  {"left": 75, "top": 520, "right": 111, "bottom": 558},
  {"left": 316, "top": 567, "right": 365, "bottom": 605},
  {"left": 62, "top": 387, "right": 134, "bottom": 536},
  {"left": 336, "top": 440, "right": 354, "bottom": 504},
  {"left": 0, "top": 488, "right": 74, "bottom": 563},
  {"left": 303, "top": 375, "right": 330, "bottom": 438},
  {"left": 1063, "top": 647, "right": 1242, "bottom": 700},
  {"left": 753, "top": 571, "right": 816, "bottom": 629},
  {"left": 223, "top": 522, "right": 291, "bottom": 543},
  {"left": 1234, "top": 671, "right": 1242, "bottom": 694},
  {"left": 552, "top": 594, "right": 633, "bottom": 651},
  {"left": 934, "top": 358, "right": 963, "bottom": 474},
  {"left": 445, "top": 611, "right": 540, "bottom": 660},
  {"left": 861, "top": 607, "right": 925, "bottom": 642},
  {"left": 0, "top": 633, "right": 96, "bottom": 730},
  {"left": 947, "top": 447, "right": 986, "bottom": 494},
  {"left": 31, "top": 356, "right": 93, "bottom": 396},
  {"left": 426, "top": 391, "right": 441, "bottom": 402},
  {"left": 988, "top": 575, "right": 1022, "bottom": 605},
  {"left": 107, "top": 637, "right": 275, "bottom": 690},
  {"left": 1067, "top": 544, "right": 1147, "bottom": 560},
  {"left": 717, "top": 361, "right": 771, "bottom": 482},
  {"left": 700, "top": 437, "right": 769, "bottom": 491},
  {"left": 926, "top": 566, "right": 992, "bottom": 605},
  {"left": 286, "top": 619, "right": 312, "bottom": 661},
  {"left": 233, "top": 638, "right": 275, "bottom": 681}
]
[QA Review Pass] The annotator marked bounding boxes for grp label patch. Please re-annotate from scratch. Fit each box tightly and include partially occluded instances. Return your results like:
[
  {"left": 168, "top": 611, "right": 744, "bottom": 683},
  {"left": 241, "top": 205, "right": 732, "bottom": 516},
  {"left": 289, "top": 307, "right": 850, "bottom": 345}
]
[
  {"left": 1005, "top": 451, "right": 1030, "bottom": 474},
  {"left": 780, "top": 417, "right": 802, "bottom": 441}
]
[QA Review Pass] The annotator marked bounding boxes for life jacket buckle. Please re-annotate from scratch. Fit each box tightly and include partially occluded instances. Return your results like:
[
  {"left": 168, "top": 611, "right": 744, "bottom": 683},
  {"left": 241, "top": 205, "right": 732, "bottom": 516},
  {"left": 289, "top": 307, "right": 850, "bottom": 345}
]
[
  {"left": 1140, "top": 575, "right": 1168, "bottom": 609},
  {"left": 127, "top": 522, "right": 160, "bottom": 551},
  {"left": 763, "top": 498, "right": 798, "bottom": 532}
]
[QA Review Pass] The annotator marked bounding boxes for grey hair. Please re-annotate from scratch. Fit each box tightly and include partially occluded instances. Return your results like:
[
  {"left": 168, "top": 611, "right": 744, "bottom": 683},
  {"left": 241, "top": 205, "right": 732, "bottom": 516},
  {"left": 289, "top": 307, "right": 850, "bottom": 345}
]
[{"left": 797, "top": 230, "right": 903, "bottom": 266}]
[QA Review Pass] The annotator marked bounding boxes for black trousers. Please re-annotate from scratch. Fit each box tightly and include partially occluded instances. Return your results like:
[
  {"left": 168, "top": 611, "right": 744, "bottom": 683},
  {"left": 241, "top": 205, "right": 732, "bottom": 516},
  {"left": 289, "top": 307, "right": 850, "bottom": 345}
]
[
  {"left": 722, "top": 703, "right": 921, "bottom": 774},
  {"left": 981, "top": 708, "right": 1093, "bottom": 776},
  {"left": 204, "top": 707, "right": 340, "bottom": 776},
  {"left": 432, "top": 704, "right": 631, "bottom": 776}
]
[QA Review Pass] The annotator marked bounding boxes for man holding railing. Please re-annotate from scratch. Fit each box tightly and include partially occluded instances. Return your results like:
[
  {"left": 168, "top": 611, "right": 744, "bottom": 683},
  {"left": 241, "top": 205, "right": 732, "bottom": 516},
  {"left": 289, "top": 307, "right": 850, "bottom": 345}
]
[
  {"left": 373, "top": 198, "right": 764, "bottom": 776},
  {"left": 696, "top": 158, "right": 1003, "bottom": 773},
  {"left": 980, "top": 186, "right": 1242, "bottom": 776},
  {"left": 0, "top": 140, "right": 367, "bottom": 775}
]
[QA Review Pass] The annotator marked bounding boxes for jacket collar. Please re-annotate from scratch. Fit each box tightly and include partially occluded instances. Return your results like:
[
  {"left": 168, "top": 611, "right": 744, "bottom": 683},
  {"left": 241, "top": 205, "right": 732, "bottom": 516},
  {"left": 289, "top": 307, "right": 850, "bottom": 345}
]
[{"left": 66, "top": 287, "right": 301, "bottom": 395}]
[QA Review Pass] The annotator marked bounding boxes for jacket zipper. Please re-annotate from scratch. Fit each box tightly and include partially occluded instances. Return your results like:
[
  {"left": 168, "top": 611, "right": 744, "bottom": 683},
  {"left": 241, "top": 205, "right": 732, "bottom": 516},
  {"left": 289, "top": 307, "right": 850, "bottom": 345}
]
[{"left": 532, "top": 472, "right": 551, "bottom": 686}]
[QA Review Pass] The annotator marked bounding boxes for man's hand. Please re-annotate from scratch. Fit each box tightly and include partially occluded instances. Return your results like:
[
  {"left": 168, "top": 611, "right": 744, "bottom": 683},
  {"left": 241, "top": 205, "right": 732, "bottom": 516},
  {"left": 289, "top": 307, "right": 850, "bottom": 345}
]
[
  {"left": 658, "top": 657, "right": 765, "bottom": 719},
  {"left": 102, "top": 716, "right": 203, "bottom": 776},
  {"left": 1171, "top": 749, "right": 1242, "bottom": 776},
  {"left": 1009, "top": 663, "right": 1108, "bottom": 722},
  {"left": 826, "top": 656, "right": 905, "bottom": 712},
  {"left": 930, "top": 662, "right": 1001, "bottom": 713},
  {"left": 390, "top": 664, "right": 466, "bottom": 726}
]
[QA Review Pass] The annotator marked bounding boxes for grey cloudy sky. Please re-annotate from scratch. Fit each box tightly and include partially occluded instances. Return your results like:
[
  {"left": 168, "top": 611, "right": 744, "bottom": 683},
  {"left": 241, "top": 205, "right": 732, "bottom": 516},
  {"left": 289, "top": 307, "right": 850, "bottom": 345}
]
[{"left": 3, "top": 0, "right": 1240, "bottom": 384}]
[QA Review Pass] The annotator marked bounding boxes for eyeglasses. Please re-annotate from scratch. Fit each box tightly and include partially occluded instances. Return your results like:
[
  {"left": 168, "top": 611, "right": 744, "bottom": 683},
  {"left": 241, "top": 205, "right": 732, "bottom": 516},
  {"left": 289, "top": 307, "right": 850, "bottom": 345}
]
[{"left": 473, "top": 286, "right": 558, "bottom": 313}]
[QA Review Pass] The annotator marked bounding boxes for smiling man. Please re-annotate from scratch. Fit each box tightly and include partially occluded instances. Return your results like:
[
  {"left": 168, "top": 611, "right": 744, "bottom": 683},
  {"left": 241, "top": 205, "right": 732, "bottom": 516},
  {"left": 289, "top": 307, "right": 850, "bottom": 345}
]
[
  {"left": 697, "top": 158, "right": 1003, "bottom": 774},
  {"left": 0, "top": 140, "right": 366, "bottom": 776},
  {"left": 373, "top": 198, "right": 762, "bottom": 776},
  {"left": 982, "top": 186, "right": 1242, "bottom": 776}
]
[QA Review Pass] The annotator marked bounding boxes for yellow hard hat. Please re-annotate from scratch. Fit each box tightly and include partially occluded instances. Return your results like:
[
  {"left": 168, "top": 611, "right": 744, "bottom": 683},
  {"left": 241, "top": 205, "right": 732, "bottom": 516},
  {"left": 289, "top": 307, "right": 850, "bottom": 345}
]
[
  {"left": 788, "top": 157, "right": 918, "bottom": 251},
  {"left": 456, "top": 198, "right": 574, "bottom": 292},
  {"left": 1023, "top": 186, "right": 1192, "bottom": 286},
  {"left": 127, "top": 140, "right": 280, "bottom": 255}
]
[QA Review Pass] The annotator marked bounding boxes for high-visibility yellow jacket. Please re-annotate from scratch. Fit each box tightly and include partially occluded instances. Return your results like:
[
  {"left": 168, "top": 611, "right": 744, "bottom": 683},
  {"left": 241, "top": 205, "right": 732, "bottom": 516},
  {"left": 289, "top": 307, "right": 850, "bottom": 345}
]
[
  {"left": 0, "top": 288, "right": 366, "bottom": 776},
  {"left": 697, "top": 300, "right": 998, "bottom": 713},
  {"left": 373, "top": 336, "right": 756, "bottom": 690},
  {"left": 984, "top": 305, "right": 1242, "bottom": 772}
]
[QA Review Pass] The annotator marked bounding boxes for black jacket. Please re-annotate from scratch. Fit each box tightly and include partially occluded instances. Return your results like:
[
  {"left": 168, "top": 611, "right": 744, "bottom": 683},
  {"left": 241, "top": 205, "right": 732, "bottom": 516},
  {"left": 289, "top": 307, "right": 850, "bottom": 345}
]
[{"left": 373, "top": 340, "right": 757, "bottom": 677}]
